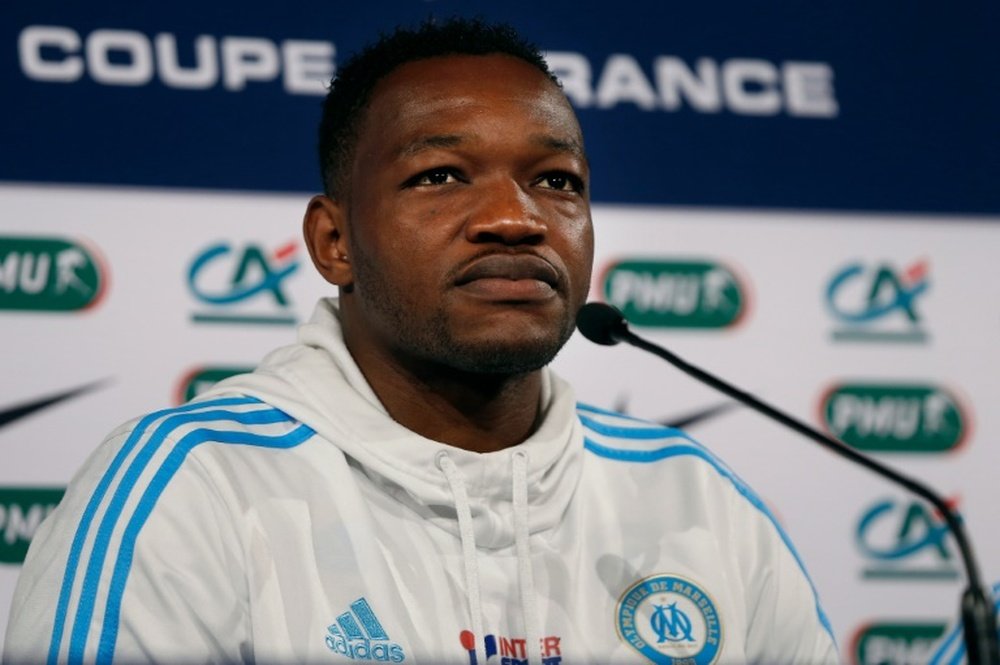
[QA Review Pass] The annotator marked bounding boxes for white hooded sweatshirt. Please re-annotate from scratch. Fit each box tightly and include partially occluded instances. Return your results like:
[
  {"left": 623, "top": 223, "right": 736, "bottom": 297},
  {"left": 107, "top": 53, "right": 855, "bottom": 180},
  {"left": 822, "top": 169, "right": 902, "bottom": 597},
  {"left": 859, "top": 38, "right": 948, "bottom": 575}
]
[{"left": 5, "top": 299, "right": 837, "bottom": 665}]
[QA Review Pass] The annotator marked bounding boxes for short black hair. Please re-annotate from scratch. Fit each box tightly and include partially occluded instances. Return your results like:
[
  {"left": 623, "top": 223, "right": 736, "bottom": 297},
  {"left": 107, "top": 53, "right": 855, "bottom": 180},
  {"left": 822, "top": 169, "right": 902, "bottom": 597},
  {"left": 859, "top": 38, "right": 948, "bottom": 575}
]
[{"left": 317, "top": 17, "right": 558, "bottom": 198}]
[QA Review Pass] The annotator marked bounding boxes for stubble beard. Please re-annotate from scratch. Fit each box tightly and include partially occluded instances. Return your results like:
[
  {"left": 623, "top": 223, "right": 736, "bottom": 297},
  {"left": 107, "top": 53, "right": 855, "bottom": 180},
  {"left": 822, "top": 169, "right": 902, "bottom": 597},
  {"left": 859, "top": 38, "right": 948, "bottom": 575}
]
[{"left": 350, "top": 246, "right": 576, "bottom": 376}]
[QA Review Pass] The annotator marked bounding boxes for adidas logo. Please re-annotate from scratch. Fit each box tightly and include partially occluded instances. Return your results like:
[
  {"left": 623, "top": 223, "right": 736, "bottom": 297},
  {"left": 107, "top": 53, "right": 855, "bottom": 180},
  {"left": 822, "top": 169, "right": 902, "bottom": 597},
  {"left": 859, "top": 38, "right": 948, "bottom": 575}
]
[{"left": 324, "top": 597, "right": 406, "bottom": 662}]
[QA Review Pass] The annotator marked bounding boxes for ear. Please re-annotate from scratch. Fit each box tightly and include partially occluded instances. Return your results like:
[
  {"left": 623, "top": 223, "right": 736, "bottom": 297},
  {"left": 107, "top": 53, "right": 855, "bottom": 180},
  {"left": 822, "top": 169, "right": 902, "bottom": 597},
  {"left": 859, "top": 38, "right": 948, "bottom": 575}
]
[{"left": 303, "top": 195, "right": 353, "bottom": 288}]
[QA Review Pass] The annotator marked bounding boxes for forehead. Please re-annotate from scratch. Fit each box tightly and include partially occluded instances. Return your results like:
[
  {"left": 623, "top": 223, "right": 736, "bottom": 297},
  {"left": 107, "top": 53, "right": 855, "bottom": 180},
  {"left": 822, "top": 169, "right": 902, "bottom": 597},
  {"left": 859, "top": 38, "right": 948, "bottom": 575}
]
[{"left": 355, "top": 54, "right": 583, "bottom": 158}]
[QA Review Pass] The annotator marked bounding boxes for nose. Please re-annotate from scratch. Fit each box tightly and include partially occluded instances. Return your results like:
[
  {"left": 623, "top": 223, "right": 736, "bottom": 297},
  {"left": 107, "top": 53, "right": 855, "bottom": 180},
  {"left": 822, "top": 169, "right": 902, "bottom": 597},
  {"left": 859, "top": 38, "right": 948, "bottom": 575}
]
[{"left": 465, "top": 178, "right": 546, "bottom": 246}]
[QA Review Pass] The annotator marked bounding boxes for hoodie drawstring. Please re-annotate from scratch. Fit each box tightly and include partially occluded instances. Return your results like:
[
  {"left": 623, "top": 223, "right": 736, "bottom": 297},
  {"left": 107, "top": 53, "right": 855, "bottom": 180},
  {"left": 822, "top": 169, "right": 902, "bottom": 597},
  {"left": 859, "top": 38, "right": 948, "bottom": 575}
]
[
  {"left": 512, "top": 451, "right": 544, "bottom": 665},
  {"left": 437, "top": 451, "right": 486, "bottom": 665},
  {"left": 437, "top": 450, "right": 544, "bottom": 664}
]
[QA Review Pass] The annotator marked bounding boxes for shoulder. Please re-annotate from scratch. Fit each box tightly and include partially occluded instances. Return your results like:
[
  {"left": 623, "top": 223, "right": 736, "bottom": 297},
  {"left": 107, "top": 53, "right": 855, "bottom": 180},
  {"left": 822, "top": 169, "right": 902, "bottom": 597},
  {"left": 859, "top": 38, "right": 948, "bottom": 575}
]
[
  {"left": 121, "top": 394, "right": 314, "bottom": 450},
  {"left": 576, "top": 402, "right": 743, "bottom": 485},
  {"left": 6, "top": 395, "right": 314, "bottom": 662},
  {"left": 576, "top": 401, "right": 704, "bottom": 458},
  {"left": 88, "top": 394, "right": 317, "bottom": 485},
  {"left": 35, "top": 394, "right": 316, "bottom": 582},
  {"left": 85, "top": 394, "right": 318, "bottom": 521},
  {"left": 575, "top": 402, "right": 838, "bottom": 655},
  {"left": 575, "top": 401, "right": 775, "bottom": 527},
  {"left": 37, "top": 394, "right": 315, "bottom": 565}
]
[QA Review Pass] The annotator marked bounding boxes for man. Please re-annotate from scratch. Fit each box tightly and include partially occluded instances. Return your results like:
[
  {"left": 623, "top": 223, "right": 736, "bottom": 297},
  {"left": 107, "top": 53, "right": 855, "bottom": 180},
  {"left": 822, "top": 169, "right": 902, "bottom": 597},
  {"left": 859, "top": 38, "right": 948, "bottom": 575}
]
[{"left": 4, "top": 19, "right": 837, "bottom": 664}]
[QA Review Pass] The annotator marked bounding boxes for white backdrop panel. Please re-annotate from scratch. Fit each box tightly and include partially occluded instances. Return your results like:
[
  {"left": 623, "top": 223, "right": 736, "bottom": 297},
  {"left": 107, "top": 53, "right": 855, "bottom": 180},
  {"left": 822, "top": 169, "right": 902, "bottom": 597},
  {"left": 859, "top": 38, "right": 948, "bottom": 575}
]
[{"left": 1, "top": 184, "right": 997, "bottom": 658}]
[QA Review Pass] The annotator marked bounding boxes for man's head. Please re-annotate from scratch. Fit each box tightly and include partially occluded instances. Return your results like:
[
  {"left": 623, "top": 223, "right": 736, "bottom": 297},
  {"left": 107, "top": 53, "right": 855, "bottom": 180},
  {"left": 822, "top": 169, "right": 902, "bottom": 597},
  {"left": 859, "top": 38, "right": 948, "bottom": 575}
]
[
  {"left": 304, "top": 19, "right": 593, "bottom": 379},
  {"left": 318, "top": 18, "right": 558, "bottom": 199}
]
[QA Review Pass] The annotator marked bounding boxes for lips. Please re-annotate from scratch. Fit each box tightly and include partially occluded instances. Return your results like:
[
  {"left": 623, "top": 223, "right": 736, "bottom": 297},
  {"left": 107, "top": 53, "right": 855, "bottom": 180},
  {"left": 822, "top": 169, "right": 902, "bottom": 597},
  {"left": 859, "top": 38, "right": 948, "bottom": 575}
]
[
  {"left": 454, "top": 254, "right": 560, "bottom": 288},
  {"left": 452, "top": 253, "right": 562, "bottom": 302}
]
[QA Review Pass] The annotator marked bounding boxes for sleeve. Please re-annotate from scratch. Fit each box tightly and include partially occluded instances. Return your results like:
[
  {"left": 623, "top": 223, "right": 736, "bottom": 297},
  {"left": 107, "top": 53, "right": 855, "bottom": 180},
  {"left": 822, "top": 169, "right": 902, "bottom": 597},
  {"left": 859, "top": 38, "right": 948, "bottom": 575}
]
[
  {"left": 3, "top": 426, "right": 251, "bottom": 664},
  {"left": 735, "top": 491, "right": 840, "bottom": 665}
]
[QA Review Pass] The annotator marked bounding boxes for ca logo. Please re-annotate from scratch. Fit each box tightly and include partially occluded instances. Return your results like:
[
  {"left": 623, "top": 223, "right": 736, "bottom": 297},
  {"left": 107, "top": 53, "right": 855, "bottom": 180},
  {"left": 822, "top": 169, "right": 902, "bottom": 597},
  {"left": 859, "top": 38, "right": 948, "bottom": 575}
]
[
  {"left": 826, "top": 259, "right": 930, "bottom": 343},
  {"left": 855, "top": 497, "right": 958, "bottom": 580},
  {"left": 187, "top": 240, "right": 300, "bottom": 325}
]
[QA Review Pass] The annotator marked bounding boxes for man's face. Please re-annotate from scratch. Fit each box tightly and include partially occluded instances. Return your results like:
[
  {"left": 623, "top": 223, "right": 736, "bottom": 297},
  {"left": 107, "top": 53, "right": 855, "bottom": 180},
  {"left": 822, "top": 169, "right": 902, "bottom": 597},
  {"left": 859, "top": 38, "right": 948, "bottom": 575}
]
[{"left": 338, "top": 54, "right": 593, "bottom": 375}]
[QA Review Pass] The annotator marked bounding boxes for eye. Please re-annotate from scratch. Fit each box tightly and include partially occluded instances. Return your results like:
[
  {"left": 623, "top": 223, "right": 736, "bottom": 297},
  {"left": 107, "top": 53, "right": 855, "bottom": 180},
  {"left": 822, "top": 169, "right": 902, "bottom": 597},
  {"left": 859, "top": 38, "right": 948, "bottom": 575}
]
[
  {"left": 404, "top": 168, "right": 463, "bottom": 188},
  {"left": 536, "top": 172, "right": 584, "bottom": 193}
]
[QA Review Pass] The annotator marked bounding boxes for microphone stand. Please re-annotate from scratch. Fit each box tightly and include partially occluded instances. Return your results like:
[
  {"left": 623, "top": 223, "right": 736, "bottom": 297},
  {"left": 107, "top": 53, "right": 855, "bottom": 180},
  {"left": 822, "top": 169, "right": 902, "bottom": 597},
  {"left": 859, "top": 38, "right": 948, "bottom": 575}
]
[{"left": 582, "top": 304, "right": 999, "bottom": 665}]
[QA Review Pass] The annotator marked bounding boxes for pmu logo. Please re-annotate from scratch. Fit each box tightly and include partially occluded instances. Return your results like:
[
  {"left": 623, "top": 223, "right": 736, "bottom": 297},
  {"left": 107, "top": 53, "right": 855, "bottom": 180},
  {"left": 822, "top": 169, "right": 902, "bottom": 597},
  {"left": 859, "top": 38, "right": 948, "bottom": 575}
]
[
  {"left": 0, "top": 236, "right": 106, "bottom": 311},
  {"left": 851, "top": 621, "right": 947, "bottom": 665},
  {"left": 459, "top": 630, "right": 563, "bottom": 665},
  {"left": 175, "top": 365, "right": 253, "bottom": 404},
  {"left": 0, "top": 487, "right": 65, "bottom": 564},
  {"left": 602, "top": 259, "right": 747, "bottom": 328},
  {"left": 826, "top": 259, "right": 930, "bottom": 342},
  {"left": 187, "top": 240, "right": 299, "bottom": 325},
  {"left": 821, "top": 383, "right": 969, "bottom": 453},
  {"left": 855, "top": 496, "right": 959, "bottom": 580}
]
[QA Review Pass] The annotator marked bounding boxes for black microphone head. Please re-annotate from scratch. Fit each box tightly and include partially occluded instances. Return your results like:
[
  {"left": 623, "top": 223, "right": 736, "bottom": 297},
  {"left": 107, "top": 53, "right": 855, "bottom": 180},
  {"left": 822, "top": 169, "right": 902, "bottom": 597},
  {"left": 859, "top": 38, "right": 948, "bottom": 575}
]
[{"left": 576, "top": 302, "right": 628, "bottom": 346}]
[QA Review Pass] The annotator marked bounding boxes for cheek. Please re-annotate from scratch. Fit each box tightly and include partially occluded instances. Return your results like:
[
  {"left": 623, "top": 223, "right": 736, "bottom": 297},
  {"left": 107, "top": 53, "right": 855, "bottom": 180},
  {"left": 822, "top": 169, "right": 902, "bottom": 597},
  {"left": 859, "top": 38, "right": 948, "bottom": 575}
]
[
  {"left": 564, "top": 215, "right": 594, "bottom": 258},
  {"left": 383, "top": 232, "right": 409, "bottom": 257},
  {"left": 565, "top": 219, "right": 595, "bottom": 289},
  {"left": 370, "top": 225, "right": 443, "bottom": 283}
]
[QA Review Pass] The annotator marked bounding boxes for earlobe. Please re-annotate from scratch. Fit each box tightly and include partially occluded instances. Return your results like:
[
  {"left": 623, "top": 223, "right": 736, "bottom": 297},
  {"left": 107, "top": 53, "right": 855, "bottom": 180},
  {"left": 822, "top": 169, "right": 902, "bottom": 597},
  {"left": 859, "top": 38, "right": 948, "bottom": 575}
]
[{"left": 303, "top": 195, "right": 353, "bottom": 287}]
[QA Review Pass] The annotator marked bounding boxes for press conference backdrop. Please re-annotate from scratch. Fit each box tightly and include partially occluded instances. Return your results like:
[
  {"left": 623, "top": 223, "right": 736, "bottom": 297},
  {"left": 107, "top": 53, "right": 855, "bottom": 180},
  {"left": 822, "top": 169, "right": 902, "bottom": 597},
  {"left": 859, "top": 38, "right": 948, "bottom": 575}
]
[{"left": 2, "top": 2, "right": 998, "bottom": 662}]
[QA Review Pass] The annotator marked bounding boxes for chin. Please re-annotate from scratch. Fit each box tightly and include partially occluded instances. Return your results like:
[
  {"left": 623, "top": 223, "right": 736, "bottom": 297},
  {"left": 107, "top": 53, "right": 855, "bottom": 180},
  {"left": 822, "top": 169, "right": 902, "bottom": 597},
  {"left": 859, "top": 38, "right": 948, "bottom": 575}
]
[{"left": 441, "top": 333, "right": 568, "bottom": 375}]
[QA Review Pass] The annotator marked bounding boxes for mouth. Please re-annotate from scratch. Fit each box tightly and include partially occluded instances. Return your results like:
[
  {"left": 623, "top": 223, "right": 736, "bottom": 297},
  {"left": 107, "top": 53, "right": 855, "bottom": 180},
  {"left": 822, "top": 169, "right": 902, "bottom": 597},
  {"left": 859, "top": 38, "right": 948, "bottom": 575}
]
[{"left": 453, "top": 254, "right": 561, "bottom": 301}]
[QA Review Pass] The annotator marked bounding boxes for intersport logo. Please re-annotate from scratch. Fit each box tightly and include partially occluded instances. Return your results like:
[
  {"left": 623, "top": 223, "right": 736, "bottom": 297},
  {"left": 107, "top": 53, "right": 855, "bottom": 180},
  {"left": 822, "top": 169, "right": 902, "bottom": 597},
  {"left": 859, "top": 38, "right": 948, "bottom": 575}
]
[
  {"left": 851, "top": 621, "right": 947, "bottom": 665},
  {"left": 176, "top": 365, "right": 253, "bottom": 404},
  {"left": 601, "top": 259, "right": 747, "bottom": 328},
  {"left": 0, "top": 236, "right": 106, "bottom": 311},
  {"left": 0, "top": 487, "right": 65, "bottom": 564},
  {"left": 821, "top": 383, "right": 969, "bottom": 453}
]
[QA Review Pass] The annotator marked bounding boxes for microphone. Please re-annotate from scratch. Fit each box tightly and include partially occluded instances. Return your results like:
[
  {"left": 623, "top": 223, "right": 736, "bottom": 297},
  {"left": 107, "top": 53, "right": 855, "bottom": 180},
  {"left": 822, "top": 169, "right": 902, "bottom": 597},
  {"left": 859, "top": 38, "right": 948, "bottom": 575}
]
[{"left": 576, "top": 301, "right": 999, "bottom": 665}]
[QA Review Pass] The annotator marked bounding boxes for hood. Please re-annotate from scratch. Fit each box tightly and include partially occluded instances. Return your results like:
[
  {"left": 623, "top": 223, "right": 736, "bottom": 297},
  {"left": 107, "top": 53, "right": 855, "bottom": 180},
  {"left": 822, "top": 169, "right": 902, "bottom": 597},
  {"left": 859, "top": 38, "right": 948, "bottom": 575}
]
[{"left": 201, "top": 297, "right": 584, "bottom": 551}]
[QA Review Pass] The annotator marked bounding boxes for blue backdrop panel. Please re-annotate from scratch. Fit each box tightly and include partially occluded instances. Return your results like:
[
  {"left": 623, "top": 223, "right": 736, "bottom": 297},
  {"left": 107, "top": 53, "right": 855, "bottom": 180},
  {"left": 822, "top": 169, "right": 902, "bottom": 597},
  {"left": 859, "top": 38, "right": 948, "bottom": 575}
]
[{"left": 1, "top": 1, "right": 997, "bottom": 213}]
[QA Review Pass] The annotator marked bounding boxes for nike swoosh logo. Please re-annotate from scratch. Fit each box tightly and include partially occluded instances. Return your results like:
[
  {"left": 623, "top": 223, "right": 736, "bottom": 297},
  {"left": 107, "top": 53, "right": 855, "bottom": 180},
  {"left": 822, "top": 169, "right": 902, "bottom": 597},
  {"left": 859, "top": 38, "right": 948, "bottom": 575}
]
[
  {"left": 613, "top": 395, "right": 740, "bottom": 429},
  {"left": 658, "top": 401, "right": 740, "bottom": 429},
  {"left": 0, "top": 379, "right": 111, "bottom": 429}
]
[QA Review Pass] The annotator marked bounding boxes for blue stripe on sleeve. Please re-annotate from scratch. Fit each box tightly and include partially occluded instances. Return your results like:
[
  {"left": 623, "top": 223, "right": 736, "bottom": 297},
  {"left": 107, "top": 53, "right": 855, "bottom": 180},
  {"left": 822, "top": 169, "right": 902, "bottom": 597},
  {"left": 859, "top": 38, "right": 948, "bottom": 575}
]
[
  {"left": 65, "top": 404, "right": 293, "bottom": 664},
  {"left": 577, "top": 412, "right": 695, "bottom": 443},
  {"left": 583, "top": 435, "right": 837, "bottom": 646},
  {"left": 47, "top": 396, "right": 257, "bottom": 665},
  {"left": 95, "top": 423, "right": 313, "bottom": 663}
]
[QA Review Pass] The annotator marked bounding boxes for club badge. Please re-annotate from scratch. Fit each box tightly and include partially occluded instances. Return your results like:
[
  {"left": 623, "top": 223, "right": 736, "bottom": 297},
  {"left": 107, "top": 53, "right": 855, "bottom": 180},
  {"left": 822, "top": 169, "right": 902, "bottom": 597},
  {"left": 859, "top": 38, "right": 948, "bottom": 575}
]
[{"left": 615, "top": 574, "right": 722, "bottom": 665}]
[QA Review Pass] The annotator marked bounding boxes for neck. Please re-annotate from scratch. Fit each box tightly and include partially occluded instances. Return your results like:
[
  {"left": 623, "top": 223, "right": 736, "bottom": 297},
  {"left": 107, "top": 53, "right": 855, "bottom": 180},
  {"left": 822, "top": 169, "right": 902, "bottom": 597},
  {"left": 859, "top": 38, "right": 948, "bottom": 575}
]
[
  {"left": 346, "top": 340, "right": 544, "bottom": 454},
  {"left": 389, "top": 364, "right": 542, "bottom": 453}
]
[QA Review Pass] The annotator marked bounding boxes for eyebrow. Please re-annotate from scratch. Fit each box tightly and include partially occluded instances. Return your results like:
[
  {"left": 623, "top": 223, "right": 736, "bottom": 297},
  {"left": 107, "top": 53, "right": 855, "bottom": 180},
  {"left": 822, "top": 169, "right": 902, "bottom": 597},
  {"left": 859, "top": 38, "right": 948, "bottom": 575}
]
[
  {"left": 397, "top": 134, "right": 465, "bottom": 158},
  {"left": 396, "top": 133, "right": 587, "bottom": 161},
  {"left": 531, "top": 134, "right": 586, "bottom": 161}
]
